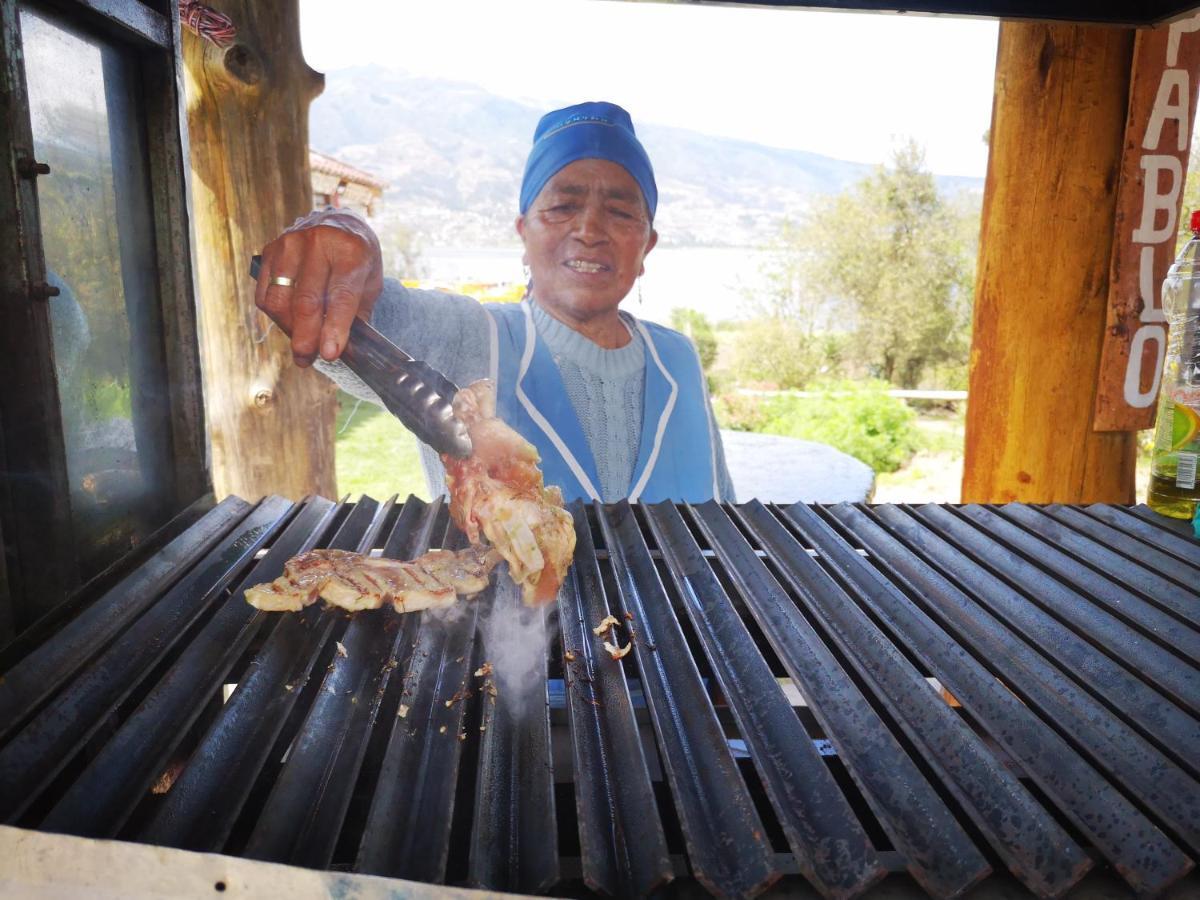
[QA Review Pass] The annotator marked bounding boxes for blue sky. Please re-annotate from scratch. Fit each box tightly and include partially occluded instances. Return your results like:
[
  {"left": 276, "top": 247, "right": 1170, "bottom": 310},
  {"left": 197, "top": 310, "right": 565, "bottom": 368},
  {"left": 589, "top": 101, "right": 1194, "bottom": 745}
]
[{"left": 300, "top": 0, "right": 1000, "bottom": 177}]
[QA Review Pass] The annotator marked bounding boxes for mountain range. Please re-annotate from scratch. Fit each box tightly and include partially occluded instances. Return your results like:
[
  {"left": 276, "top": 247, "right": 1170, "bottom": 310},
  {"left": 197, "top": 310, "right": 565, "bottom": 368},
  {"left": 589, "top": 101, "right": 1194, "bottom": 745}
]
[{"left": 309, "top": 66, "right": 982, "bottom": 248}]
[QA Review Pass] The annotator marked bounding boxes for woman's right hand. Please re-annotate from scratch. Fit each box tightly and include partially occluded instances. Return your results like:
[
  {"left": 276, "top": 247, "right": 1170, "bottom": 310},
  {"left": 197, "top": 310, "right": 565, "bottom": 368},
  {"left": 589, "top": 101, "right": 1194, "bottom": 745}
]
[{"left": 254, "top": 210, "right": 385, "bottom": 367}]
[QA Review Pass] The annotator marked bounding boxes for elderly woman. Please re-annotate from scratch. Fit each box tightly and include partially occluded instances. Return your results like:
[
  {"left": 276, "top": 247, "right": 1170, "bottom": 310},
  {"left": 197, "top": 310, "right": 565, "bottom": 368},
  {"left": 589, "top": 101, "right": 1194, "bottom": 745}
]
[{"left": 256, "top": 101, "right": 735, "bottom": 503}]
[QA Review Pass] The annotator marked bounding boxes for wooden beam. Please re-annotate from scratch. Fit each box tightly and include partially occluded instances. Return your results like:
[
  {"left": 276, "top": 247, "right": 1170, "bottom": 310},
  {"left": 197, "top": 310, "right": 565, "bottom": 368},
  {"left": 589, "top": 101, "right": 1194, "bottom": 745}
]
[
  {"left": 183, "top": 2, "right": 337, "bottom": 501},
  {"left": 0, "top": 824, "right": 512, "bottom": 899},
  {"left": 963, "top": 22, "right": 1138, "bottom": 503},
  {"left": 682, "top": 1, "right": 1200, "bottom": 27}
]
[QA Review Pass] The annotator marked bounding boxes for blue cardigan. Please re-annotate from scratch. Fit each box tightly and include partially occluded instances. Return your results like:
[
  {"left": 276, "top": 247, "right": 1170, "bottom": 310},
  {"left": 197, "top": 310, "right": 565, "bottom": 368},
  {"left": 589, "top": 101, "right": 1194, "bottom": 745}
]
[{"left": 484, "top": 301, "right": 720, "bottom": 503}]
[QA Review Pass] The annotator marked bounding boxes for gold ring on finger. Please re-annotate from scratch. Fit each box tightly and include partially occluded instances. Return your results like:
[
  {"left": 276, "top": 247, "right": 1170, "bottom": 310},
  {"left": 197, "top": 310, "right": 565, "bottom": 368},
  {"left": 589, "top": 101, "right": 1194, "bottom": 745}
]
[{"left": 270, "top": 274, "right": 296, "bottom": 287}]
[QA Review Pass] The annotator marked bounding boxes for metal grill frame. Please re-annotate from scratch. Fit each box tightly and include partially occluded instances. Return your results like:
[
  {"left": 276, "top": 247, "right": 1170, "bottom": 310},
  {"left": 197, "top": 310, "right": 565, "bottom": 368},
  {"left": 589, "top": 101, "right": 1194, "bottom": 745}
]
[{"left": 1, "top": 497, "right": 1198, "bottom": 899}]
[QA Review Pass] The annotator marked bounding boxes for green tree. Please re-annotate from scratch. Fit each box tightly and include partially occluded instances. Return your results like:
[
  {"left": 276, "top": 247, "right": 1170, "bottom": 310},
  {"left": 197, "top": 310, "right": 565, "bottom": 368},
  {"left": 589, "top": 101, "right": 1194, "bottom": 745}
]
[
  {"left": 766, "top": 141, "right": 978, "bottom": 388},
  {"left": 1176, "top": 133, "right": 1200, "bottom": 254},
  {"left": 670, "top": 307, "right": 718, "bottom": 372},
  {"left": 732, "top": 218, "right": 843, "bottom": 389}
]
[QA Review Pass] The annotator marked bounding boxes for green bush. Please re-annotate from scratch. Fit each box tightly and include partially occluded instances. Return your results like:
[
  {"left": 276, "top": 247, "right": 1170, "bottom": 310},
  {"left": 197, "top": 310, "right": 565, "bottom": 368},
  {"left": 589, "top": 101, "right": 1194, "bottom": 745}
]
[
  {"left": 86, "top": 378, "right": 133, "bottom": 422},
  {"left": 712, "top": 392, "right": 770, "bottom": 432},
  {"left": 757, "top": 381, "right": 920, "bottom": 473}
]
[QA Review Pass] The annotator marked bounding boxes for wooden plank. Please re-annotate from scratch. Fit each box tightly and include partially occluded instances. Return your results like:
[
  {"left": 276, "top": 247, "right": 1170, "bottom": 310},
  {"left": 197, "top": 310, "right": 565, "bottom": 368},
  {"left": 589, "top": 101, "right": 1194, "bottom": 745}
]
[
  {"left": 182, "top": 3, "right": 338, "bottom": 501},
  {"left": 1095, "top": 13, "right": 1200, "bottom": 430},
  {"left": 690, "top": 1, "right": 1200, "bottom": 27},
  {"left": 148, "top": 0, "right": 210, "bottom": 509},
  {"left": 0, "top": 824, "right": 521, "bottom": 900},
  {"left": 964, "top": 22, "right": 1137, "bottom": 503}
]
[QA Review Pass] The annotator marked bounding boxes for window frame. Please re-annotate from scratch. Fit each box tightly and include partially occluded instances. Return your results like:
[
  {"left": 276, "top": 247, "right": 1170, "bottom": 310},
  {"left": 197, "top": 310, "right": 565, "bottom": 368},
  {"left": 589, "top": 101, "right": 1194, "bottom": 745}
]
[{"left": 0, "top": 0, "right": 208, "bottom": 639}]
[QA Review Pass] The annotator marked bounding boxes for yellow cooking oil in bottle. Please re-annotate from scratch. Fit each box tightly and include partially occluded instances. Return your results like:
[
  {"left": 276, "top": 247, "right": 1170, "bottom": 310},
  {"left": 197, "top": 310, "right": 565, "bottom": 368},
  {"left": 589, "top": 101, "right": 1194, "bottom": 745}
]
[{"left": 1147, "top": 211, "right": 1200, "bottom": 519}]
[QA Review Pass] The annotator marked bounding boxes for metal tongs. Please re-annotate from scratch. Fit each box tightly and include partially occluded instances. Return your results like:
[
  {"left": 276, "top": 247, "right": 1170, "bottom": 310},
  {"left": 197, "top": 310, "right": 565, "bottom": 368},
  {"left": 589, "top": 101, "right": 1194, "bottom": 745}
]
[{"left": 250, "top": 255, "right": 473, "bottom": 458}]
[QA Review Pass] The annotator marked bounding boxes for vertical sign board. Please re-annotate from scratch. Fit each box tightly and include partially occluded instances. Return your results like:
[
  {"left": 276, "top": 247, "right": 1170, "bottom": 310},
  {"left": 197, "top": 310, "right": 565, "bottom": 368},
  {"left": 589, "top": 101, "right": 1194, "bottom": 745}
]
[{"left": 1094, "top": 14, "right": 1200, "bottom": 432}]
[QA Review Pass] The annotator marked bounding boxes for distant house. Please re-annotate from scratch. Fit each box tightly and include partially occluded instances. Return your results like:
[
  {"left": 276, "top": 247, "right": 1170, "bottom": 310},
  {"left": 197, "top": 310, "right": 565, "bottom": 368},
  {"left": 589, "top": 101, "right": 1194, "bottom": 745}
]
[{"left": 310, "top": 149, "right": 387, "bottom": 217}]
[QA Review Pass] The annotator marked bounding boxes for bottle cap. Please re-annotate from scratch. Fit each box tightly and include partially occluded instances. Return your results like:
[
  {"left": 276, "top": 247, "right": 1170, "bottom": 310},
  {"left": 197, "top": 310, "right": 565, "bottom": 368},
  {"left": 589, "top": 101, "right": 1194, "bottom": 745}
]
[{"left": 1191, "top": 209, "right": 1200, "bottom": 234}]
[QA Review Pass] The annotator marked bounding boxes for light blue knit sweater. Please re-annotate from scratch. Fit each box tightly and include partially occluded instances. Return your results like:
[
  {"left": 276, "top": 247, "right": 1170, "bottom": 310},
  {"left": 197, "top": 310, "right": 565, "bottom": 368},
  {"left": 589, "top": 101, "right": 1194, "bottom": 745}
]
[{"left": 316, "top": 278, "right": 735, "bottom": 502}]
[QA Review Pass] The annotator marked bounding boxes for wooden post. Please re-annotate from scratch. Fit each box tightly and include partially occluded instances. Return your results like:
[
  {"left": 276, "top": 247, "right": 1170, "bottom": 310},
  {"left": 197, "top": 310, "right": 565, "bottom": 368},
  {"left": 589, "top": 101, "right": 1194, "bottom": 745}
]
[
  {"left": 963, "top": 22, "right": 1138, "bottom": 504},
  {"left": 182, "top": 2, "right": 336, "bottom": 501}
]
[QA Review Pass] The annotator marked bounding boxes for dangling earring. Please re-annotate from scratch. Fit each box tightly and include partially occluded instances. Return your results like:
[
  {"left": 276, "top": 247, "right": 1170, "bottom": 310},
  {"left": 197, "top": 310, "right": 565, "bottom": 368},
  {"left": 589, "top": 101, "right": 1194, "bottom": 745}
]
[
  {"left": 522, "top": 263, "right": 531, "bottom": 300},
  {"left": 638, "top": 278, "right": 643, "bottom": 305}
]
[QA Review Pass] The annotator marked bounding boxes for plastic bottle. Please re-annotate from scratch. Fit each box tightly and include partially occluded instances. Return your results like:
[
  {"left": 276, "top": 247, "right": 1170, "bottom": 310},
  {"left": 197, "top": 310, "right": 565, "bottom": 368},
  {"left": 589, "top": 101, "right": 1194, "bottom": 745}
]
[{"left": 1147, "top": 210, "right": 1200, "bottom": 519}]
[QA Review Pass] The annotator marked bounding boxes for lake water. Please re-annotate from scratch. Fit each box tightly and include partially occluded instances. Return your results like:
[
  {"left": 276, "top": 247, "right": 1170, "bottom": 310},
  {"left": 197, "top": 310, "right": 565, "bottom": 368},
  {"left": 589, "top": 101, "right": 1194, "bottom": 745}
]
[{"left": 420, "top": 246, "right": 773, "bottom": 326}]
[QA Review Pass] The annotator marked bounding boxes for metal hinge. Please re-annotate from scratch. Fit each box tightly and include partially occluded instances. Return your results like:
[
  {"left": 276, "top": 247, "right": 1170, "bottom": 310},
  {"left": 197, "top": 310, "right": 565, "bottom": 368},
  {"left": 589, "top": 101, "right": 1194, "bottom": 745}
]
[
  {"left": 29, "top": 282, "right": 60, "bottom": 301},
  {"left": 16, "top": 156, "right": 50, "bottom": 179}
]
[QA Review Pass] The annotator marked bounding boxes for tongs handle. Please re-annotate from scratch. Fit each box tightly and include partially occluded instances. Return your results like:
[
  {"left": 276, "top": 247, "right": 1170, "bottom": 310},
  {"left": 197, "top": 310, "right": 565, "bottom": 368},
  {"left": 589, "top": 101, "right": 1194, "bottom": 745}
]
[{"left": 249, "top": 255, "right": 473, "bottom": 458}]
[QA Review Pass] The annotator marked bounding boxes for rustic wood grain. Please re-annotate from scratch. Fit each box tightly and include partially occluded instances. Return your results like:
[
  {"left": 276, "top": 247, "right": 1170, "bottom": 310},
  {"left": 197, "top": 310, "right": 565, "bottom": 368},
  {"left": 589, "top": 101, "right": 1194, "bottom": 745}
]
[
  {"left": 1094, "top": 19, "right": 1200, "bottom": 431},
  {"left": 183, "top": 2, "right": 337, "bottom": 501},
  {"left": 0, "top": 824, "right": 523, "bottom": 900},
  {"left": 148, "top": 0, "right": 210, "bottom": 513},
  {"left": 964, "top": 22, "right": 1138, "bottom": 503}
]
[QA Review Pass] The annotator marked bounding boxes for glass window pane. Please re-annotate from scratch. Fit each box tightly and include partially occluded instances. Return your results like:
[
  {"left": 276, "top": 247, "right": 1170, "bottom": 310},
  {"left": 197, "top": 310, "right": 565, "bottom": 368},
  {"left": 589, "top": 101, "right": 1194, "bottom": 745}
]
[{"left": 20, "top": 6, "right": 174, "bottom": 577}]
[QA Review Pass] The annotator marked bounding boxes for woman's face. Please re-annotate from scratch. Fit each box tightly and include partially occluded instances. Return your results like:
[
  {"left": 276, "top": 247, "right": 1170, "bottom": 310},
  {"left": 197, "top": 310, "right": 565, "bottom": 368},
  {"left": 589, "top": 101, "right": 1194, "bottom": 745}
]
[{"left": 516, "top": 159, "right": 657, "bottom": 328}]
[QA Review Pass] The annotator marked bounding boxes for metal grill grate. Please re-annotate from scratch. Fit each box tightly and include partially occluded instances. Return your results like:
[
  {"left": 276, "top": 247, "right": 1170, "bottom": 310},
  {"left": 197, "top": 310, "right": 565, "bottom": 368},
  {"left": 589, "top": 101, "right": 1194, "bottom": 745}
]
[{"left": 1, "top": 496, "right": 1198, "bottom": 899}]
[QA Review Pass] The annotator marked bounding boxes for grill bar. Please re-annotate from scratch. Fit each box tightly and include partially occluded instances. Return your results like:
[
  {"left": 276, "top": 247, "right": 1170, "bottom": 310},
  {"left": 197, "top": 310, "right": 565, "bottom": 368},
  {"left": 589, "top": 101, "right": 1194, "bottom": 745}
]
[
  {"left": 788, "top": 502, "right": 1193, "bottom": 896},
  {"left": 687, "top": 500, "right": 989, "bottom": 898},
  {"left": 1, "top": 499, "right": 1196, "bottom": 899},
  {"left": 355, "top": 502, "right": 483, "bottom": 882},
  {"left": 556, "top": 502, "right": 673, "bottom": 898},
  {"left": 869, "top": 505, "right": 1200, "bottom": 777},
  {"left": 997, "top": 505, "right": 1200, "bottom": 629},
  {"left": 831, "top": 505, "right": 1200, "bottom": 860},
  {"left": 31, "top": 496, "right": 297, "bottom": 837},
  {"left": 754, "top": 501, "right": 1096, "bottom": 897},
  {"left": 645, "top": 501, "right": 886, "bottom": 900},
  {"left": 241, "top": 495, "right": 431, "bottom": 868},
  {"left": 138, "top": 496, "right": 377, "bottom": 851},
  {"left": 0, "top": 496, "right": 223, "bottom": 678},
  {"left": 911, "top": 505, "right": 1200, "bottom": 716},
  {"left": 0, "top": 495, "right": 255, "bottom": 740},
  {"left": 1046, "top": 505, "right": 1200, "bottom": 586},
  {"left": 1127, "top": 503, "right": 1200, "bottom": 541},
  {"left": 23, "top": 496, "right": 336, "bottom": 836},
  {"left": 0, "top": 495, "right": 296, "bottom": 823},
  {"left": 468, "top": 589, "right": 558, "bottom": 894},
  {"left": 742, "top": 500, "right": 1070, "bottom": 895},
  {"left": 957, "top": 506, "right": 1200, "bottom": 662},
  {"left": 597, "top": 502, "right": 779, "bottom": 899},
  {"left": 1093, "top": 505, "right": 1200, "bottom": 564}
]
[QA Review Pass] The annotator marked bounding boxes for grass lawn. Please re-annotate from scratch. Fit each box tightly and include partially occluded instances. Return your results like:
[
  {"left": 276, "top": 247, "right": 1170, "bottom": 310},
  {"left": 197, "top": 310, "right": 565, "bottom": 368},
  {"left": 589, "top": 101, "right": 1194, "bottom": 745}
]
[{"left": 334, "top": 390, "right": 429, "bottom": 501}]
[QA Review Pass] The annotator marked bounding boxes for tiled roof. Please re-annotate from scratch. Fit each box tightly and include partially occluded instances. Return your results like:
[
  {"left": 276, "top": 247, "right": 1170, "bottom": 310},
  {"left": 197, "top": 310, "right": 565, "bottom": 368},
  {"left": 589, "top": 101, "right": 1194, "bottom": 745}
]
[{"left": 308, "top": 149, "right": 387, "bottom": 192}]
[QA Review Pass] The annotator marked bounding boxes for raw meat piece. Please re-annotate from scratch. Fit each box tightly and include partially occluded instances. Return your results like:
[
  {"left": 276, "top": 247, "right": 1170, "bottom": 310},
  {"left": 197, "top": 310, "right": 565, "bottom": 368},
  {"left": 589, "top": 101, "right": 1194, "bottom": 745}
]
[{"left": 442, "top": 380, "right": 576, "bottom": 606}]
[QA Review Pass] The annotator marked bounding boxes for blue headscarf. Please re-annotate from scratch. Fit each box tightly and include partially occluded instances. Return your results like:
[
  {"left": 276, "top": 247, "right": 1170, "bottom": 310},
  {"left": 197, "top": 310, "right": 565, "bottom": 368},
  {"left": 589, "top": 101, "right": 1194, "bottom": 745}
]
[{"left": 519, "top": 101, "right": 657, "bottom": 221}]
